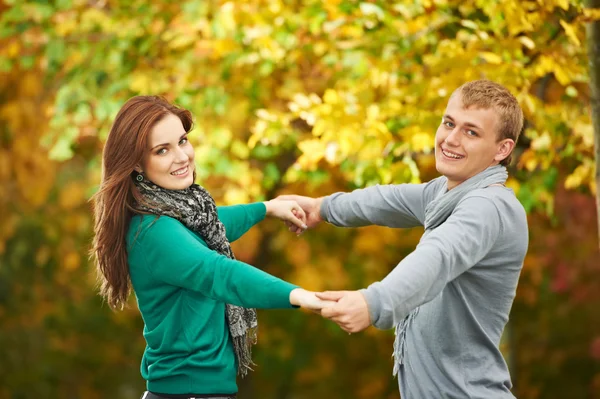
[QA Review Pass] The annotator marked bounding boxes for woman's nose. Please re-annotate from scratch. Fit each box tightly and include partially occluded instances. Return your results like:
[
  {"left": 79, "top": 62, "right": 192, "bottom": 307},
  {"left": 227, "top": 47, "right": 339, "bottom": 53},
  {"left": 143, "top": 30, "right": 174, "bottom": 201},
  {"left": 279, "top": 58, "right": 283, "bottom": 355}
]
[{"left": 174, "top": 147, "right": 189, "bottom": 163}]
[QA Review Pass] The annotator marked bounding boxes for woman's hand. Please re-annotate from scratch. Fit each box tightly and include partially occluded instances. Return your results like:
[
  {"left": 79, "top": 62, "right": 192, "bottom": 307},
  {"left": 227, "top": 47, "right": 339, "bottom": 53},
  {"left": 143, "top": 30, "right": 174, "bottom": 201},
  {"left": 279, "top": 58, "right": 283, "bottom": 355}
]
[
  {"left": 264, "top": 199, "right": 307, "bottom": 234},
  {"left": 289, "top": 288, "right": 338, "bottom": 310},
  {"left": 276, "top": 195, "right": 324, "bottom": 234}
]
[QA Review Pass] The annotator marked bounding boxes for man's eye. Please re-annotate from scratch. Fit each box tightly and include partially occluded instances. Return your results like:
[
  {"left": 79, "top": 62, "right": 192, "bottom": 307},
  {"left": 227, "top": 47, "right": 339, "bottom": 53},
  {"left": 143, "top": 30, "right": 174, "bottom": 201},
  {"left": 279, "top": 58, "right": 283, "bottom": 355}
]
[
  {"left": 466, "top": 130, "right": 478, "bottom": 136},
  {"left": 444, "top": 121, "right": 454, "bottom": 128}
]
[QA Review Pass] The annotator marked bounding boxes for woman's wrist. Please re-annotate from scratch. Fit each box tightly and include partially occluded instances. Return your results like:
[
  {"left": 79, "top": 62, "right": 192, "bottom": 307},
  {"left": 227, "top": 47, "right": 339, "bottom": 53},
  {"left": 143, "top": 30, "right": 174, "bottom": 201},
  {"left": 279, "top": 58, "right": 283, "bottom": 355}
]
[
  {"left": 289, "top": 288, "right": 303, "bottom": 306},
  {"left": 263, "top": 200, "right": 273, "bottom": 217}
]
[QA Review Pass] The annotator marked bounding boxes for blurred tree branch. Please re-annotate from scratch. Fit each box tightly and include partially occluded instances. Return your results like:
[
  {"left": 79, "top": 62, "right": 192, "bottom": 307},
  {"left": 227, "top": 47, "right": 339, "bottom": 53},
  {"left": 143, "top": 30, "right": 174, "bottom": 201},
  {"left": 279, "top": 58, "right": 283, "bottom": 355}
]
[{"left": 586, "top": 0, "right": 600, "bottom": 249}]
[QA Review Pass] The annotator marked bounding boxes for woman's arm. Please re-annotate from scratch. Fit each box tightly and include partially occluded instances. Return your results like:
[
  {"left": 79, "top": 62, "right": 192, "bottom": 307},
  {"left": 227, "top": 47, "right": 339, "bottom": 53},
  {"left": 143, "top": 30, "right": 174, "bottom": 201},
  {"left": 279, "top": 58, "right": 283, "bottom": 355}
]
[
  {"left": 139, "top": 216, "right": 326, "bottom": 309},
  {"left": 217, "top": 203, "right": 266, "bottom": 243},
  {"left": 217, "top": 200, "right": 307, "bottom": 243}
]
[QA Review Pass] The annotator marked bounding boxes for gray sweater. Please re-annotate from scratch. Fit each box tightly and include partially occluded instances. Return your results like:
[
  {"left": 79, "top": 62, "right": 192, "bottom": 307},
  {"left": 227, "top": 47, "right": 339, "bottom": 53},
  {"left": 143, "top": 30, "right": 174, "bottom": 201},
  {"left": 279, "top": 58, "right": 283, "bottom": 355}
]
[{"left": 321, "top": 177, "right": 528, "bottom": 399}]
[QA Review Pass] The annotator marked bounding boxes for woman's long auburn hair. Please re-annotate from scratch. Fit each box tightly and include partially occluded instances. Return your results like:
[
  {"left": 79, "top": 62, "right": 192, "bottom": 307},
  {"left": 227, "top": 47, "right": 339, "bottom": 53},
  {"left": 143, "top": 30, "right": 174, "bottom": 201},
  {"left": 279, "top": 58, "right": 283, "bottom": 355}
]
[{"left": 91, "top": 96, "right": 193, "bottom": 309}]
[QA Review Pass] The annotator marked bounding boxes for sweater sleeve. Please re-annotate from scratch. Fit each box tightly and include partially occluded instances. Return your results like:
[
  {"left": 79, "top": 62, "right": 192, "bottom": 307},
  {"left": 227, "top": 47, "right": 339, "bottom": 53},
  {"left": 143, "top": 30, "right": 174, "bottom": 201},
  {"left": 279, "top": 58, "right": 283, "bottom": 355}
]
[
  {"left": 320, "top": 183, "right": 427, "bottom": 228},
  {"left": 139, "top": 216, "right": 297, "bottom": 309},
  {"left": 360, "top": 195, "right": 501, "bottom": 330},
  {"left": 216, "top": 203, "right": 266, "bottom": 243}
]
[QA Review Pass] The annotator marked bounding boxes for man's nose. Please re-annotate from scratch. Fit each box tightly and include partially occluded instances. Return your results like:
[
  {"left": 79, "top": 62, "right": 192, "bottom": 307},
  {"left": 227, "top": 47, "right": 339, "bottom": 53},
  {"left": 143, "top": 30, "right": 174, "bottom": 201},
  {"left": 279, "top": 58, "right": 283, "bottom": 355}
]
[{"left": 445, "top": 128, "right": 461, "bottom": 146}]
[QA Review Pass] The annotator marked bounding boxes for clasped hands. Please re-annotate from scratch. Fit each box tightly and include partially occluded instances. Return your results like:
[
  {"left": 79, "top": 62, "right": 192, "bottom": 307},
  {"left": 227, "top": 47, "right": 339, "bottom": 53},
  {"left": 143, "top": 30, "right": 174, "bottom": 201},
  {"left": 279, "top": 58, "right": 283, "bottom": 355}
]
[
  {"left": 289, "top": 289, "right": 371, "bottom": 334},
  {"left": 269, "top": 195, "right": 371, "bottom": 334}
]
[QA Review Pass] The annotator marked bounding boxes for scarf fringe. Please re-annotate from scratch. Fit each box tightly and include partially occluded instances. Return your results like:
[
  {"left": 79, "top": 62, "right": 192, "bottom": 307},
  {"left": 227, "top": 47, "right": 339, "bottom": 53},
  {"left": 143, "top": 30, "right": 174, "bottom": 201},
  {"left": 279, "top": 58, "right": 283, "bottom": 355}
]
[
  {"left": 232, "top": 326, "right": 258, "bottom": 377},
  {"left": 392, "top": 308, "right": 419, "bottom": 376}
]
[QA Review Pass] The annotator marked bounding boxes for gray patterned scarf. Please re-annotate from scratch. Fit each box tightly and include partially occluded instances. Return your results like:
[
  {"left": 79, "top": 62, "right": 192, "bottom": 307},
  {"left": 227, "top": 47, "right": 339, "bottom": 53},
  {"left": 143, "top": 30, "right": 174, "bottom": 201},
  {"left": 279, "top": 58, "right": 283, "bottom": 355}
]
[
  {"left": 134, "top": 177, "right": 257, "bottom": 377},
  {"left": 392, "top": 164, "right": 508, "bottom": 376}
]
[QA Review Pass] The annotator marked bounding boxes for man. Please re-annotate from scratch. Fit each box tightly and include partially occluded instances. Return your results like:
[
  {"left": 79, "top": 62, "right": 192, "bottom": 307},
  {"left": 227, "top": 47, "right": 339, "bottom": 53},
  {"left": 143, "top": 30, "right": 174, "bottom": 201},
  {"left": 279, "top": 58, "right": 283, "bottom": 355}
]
[{"left": 281, "top": 80, "right": 528, "bottom": 398}]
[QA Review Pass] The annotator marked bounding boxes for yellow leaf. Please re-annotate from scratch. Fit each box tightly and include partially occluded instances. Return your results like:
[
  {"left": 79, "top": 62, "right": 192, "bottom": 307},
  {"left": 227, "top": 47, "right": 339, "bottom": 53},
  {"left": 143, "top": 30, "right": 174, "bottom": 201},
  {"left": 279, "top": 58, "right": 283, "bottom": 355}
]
[
  {"left": 297, "top": 139, "right": 326, "bottom": 167},
  {"left": 6, "top": 41, "right": 20, "bottom": 57},
  {"left": 574, "top": 122, "right": 594, "bottom": 148},
  {"left": 480, "top": 52, "right": 502, "bottom": 64},
  {"left": 129, "top": 72, "right": 152, "bottom": 93},
  {"left": 556, "top": 0, "right": 569, "bottom": 11},
  {"left": 411, "top": 132, "right": 434, "bottom": 153},
  {"left": 212, "top": 39, "right": 237, "bottom": 55},
  {"left": 553, "top": 64, "right": 571, "bottom": 86},
  {"left": 223, "top": 186, "right": 250, "bottom": 204},
  {"left": 564, "top": 163, "right": 591, "bottom": 189},
  {"left": 530, "top": 132, "right": 551, "bottom": 151},
  {"left": 519, "top": 36, "right": 536, "bottom": 50},
  {"left": 169, "top": 33, "right": 196, "bottom": 50},
  {"left": 560, "top": 20, "right": 581, "bottom": 47},
  {"left": 460, "top": 20, "right": 479, "bottom": 30},
  {"left": 323, "top": 89, "right": 340, "bottom": 104},
  {"left": 505, "top": 178, "right": 520, "bottom": 195},
  {"left": 581, "top": 8, "right": 600, "bottom": 22}
]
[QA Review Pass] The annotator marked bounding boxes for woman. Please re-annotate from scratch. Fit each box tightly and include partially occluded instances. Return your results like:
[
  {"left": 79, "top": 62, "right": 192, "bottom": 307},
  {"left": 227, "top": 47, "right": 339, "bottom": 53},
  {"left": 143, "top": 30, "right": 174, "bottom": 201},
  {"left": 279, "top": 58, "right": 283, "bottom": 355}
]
[{"left": 91, "top": 96, "right": 332, "bottom": 399}]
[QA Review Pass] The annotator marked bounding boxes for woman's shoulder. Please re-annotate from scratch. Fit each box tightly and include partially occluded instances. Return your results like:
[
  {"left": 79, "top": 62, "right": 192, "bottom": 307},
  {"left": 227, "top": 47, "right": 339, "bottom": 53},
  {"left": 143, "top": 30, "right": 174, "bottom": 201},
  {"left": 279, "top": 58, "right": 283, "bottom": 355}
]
[{"left": 128, "top": 214, "right": 189, "bottom": 243}]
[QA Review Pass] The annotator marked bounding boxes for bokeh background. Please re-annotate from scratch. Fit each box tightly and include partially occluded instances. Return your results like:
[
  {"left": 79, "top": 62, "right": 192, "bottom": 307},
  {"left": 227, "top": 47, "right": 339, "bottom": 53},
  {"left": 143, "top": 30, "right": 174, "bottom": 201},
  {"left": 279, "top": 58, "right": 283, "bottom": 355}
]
[{"left": 1, "top": 0, "right": 600, "bottom": 398}]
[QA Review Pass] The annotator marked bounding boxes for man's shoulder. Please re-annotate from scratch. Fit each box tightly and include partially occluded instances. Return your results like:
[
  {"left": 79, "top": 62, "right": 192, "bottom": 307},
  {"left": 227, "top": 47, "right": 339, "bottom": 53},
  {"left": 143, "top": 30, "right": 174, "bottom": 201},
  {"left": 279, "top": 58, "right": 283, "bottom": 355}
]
[{"left": 463, "top": 186, "right": 527, "bottom": 220}]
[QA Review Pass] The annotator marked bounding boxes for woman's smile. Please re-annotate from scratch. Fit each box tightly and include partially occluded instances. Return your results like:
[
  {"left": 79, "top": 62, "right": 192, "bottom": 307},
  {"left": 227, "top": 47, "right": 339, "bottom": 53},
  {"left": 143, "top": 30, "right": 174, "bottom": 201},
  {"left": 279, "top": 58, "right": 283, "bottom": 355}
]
[{"left": 171, "top": 164, "right": 190, "bottom": 177}]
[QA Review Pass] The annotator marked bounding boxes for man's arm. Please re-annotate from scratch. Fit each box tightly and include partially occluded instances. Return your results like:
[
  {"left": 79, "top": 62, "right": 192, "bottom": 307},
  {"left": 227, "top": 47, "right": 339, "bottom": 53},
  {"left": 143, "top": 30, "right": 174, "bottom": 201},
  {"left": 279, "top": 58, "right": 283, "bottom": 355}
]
[
  {"left": 280, "top": 181, "right": 438, "bottom": 231},
  {"left": 360, "top": 195, "right": 501, "bottom": 330},
  {"left": 321, "top": 183, "right": 428, "bottom": 228}
]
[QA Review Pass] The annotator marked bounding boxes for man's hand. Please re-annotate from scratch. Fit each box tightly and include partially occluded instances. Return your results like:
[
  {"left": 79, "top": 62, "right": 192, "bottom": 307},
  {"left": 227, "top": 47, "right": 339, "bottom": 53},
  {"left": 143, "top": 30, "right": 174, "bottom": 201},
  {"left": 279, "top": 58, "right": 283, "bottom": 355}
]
[
  {"left": 317, "top": 291, "right": 371, "bottom": 333},
  {"left": 276, "top": 195, "right": 324, "bottom": 234},
  {"left": 289, "top": 288, "right": 338, "bottom": 310}
]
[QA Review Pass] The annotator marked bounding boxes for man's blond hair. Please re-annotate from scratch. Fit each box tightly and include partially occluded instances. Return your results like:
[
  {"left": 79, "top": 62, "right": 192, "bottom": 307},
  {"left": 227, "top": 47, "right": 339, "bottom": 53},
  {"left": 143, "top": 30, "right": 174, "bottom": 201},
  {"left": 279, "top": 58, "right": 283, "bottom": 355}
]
[{"left": 454, "top": 80, "right": 524, "bottom": 166}]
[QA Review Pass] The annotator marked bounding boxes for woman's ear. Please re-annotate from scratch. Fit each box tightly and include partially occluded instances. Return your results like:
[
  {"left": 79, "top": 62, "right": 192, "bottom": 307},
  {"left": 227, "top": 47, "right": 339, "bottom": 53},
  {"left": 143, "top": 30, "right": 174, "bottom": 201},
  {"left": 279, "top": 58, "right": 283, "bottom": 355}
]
[{"left": 134, "top": 165, "right": 143, "bottom": 173}]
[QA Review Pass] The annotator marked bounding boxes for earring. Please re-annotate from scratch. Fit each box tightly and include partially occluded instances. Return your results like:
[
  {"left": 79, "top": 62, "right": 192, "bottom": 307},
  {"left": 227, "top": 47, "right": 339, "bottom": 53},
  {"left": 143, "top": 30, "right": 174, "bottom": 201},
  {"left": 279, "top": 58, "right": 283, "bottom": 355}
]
[{"left": 136, "top": 173, "right": 144, "bottom": 182}]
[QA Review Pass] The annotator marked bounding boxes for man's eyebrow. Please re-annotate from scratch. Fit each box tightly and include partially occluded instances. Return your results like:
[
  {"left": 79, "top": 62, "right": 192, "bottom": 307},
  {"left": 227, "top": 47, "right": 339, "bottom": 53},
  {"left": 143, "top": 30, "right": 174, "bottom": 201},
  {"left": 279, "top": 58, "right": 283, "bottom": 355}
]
[
  {"left": 464, "top": 121, "right": 482, "bottom": 130},
  {"left": 443, "top": 115, "right": 482, "bottom": 130},
  {"left": 149, "top": 133, "right": 187, "bottom": 150}
]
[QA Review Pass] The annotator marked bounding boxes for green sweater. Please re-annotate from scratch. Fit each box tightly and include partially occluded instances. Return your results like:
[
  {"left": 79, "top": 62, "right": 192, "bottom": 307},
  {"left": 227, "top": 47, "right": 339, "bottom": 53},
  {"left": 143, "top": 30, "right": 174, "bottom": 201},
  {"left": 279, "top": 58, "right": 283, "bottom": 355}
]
[{"left": 126, "top": 202, "right": 297, "bottom": 395}]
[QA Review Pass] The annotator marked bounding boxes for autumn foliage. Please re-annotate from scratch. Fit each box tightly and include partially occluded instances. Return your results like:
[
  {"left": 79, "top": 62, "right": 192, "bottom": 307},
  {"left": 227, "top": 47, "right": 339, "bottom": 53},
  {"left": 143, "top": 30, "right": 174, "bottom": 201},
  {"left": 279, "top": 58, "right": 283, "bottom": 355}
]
[{"left": 0, "top": 1, "right": 599, "bottom": 398}]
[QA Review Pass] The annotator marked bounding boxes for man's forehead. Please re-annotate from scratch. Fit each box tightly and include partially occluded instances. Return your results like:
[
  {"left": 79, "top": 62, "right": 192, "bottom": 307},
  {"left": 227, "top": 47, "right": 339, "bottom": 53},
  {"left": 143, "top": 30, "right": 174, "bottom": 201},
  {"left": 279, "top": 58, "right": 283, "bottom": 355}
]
[{"left": 444, "top": 99, "right": 498, "bottom": 129}]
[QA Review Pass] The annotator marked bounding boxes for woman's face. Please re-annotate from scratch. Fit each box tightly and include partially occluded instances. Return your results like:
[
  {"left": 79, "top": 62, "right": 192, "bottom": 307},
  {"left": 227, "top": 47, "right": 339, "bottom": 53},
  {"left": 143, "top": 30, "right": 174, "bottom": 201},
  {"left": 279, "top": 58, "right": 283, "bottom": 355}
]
[{"left": 140, "top": 113, "right": 195, "bottom": 190}]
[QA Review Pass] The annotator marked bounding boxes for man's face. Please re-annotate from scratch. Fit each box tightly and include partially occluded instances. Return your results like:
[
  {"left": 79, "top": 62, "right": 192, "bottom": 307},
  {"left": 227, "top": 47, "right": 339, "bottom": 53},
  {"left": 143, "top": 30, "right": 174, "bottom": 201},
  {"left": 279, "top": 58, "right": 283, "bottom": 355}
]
[{"left": 434, "top": 93, "right": 514, "bottom": 190}]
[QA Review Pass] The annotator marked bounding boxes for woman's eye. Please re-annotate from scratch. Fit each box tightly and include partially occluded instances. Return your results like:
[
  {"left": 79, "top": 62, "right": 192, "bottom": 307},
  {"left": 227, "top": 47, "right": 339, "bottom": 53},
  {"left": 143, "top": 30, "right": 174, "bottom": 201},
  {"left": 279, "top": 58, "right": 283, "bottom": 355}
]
[
  {"left": 156, "top": 148, "right": 167, "bottom": 155},
  {"left": 179, "top": 137, "right": 188, "bottom": 145}
]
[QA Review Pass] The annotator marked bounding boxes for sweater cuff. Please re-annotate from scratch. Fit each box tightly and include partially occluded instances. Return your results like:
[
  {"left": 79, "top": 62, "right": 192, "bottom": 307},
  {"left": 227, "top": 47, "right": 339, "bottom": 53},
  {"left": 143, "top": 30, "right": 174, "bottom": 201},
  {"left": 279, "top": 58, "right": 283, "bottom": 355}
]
[
  {"left": 359, "top": 287, "right": 383, "bottom": 328},
  {"left": 319, "top": 195, "right": 332, "bottom": 223},
  {"left": 249, "top": 202, "right": 267, "bottom": 224},
  {"left": 271, "top": 281, "right": 300, "bottom": 309},
  {"left": 360, "top": 282, "right": 401, "bottom": 330}
]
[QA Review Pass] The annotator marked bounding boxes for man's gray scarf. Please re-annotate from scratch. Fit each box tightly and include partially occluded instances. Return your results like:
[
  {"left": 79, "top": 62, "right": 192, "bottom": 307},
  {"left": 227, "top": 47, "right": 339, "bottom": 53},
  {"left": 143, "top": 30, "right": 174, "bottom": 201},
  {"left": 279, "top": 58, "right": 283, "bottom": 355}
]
[
  {"left": 392, "top": 165, "right": 508, "bottom": 376},
  {"left": 134, "top": 178, "right": 257, "bottom": 377}
]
